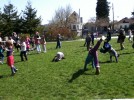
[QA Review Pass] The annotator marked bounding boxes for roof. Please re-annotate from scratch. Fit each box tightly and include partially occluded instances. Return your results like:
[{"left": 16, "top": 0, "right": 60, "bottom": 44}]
[
  {"left": 116, "top": 17, "right": 134, "bottom": 24},
  {"left": 68, "top": 11, "right": 80, "bottom": 24}
]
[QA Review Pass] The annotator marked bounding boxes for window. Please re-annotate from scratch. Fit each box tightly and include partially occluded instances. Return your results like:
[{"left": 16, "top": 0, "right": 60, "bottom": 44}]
[
  {"left": 77, "top": 25, "right": 79, "bottom": 29},
  {"left": 125, "top": 25, "right": 127, "bottom": 28},
  {"left": 120, "top": 25, "right": 122, "bottom": 29},
  {"left": 73, "top": 25, "right": 76, "bottom": 30}
]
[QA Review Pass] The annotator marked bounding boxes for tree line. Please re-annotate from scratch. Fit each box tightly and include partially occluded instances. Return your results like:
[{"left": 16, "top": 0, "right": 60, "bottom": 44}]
[
  {"left": 0, "top": 1, "right": 41, "bottom": 37},
  {"left": 3, "top": 0, "right": 132, "bottom": 41}
]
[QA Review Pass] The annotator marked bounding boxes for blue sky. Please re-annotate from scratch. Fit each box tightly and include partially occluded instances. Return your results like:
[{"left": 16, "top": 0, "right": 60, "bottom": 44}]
[{"left": 0, "top": 0, "right": 134, "bottom": 24}]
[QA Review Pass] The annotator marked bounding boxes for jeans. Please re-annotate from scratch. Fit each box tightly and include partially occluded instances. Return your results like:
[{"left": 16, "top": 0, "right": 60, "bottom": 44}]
[
  {"left": 20, "top": 51, "right": 27, "bottom": 61},
  {"left": 36, "top": 44, "right": 41, "bottom": 52}
]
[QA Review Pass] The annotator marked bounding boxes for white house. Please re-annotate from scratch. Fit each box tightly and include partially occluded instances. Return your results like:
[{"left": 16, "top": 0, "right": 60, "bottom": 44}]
[
  {"left": 115, "top": 17, "right": 134, "bottom": 29},
  {"left": 69, "top": 11, "right": 83, "bottom": 36}
]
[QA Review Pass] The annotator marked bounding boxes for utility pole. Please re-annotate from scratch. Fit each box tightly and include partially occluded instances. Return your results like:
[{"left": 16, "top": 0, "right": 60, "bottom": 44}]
[{"left": 112, "top": 3, "right": 114, "bottom": 33}]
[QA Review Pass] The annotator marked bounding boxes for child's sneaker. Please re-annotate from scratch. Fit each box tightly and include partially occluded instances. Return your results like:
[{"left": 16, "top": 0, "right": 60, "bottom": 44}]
[
  {"left": 11, "top": 72, "right": 15, "bottom": 76},
  {"left": 95, "top": 68, "right": 100, "bottom": 75},
  {"left": 0, "top": 61, "right": 3, "bottom": 64},
  {"left": 84, "top": 68, "right": 89, "bottom": 71},
  {"left": 15, "top": 69, "right": 18, "bottom": 72},
  {"left": 95, "top": 70, "right": 100, "bottom": 75}
]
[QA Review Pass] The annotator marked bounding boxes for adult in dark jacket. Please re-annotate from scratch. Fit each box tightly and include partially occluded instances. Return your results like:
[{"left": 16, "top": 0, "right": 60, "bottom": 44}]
[
  {"left": 106, "top": 28, "right": 111, "bottom": 42},
  {"left": 56, "top": 34, "right": 62, "bottom": 49},
  {"left": 86, "top": 34, "right": 91, "bottom": 51},
  {"left": 117, "top": 29, "right": 126, "bottom": 50}
]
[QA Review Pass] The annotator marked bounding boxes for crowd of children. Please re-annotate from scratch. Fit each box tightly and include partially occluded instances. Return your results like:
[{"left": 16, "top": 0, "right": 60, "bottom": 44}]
[
  {"left": 0, "top": 31, "right": 47, "bottom": 76},
  {"left": 0, "top": 28, "right": 134, "bottom": 76}
]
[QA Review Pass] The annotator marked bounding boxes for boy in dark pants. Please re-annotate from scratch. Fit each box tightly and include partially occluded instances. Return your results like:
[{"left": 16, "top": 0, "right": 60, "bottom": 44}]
[
  {"left": 83, "top": 36, "right": 106, "bottom": 75},
  {"left": 56, "top": 34, "right": 62, "bottom": 49},
  {"left": 91, "top": 32, "right": 94, "bottom": 45},
  {"left": 20, "top": 38, "right": 27, "bottom": 61},
  {"left": 85, "top": 34, "right": 91, "bottom": 51}
]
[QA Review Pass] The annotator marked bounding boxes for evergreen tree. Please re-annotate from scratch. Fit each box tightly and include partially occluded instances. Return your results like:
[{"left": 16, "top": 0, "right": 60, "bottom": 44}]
[
  {"left": 2, "top": 3, "right": 19, "bottom": 36},
  {"left": 0, "top": 8, "right": 3, "bottom": 33},
  {"left": 22, "top": 1, "right": 41, "bottom": 35},
  {"left": 13, "top": 17, "right": 24, "bottom": 33},
  {"left": 96, "top": 0, "right": 110, "bottom": 19}
]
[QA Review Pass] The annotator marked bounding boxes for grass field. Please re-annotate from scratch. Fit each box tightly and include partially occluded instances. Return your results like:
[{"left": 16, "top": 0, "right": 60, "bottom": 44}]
[{"left": 0, "top": 38, "right": 134, "bottom": 100}]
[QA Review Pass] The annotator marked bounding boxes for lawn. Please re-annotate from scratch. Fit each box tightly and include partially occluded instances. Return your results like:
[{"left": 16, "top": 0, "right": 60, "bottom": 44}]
[{"left": 0, "top": 38, "right": 134, "bottom": 100}]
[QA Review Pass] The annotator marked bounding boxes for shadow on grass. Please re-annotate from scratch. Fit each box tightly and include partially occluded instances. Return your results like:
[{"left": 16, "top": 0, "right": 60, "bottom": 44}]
[
  {"left": 14, "top": 60, "right": 27, "bottom": 64},
  {"left": 119, "top": 52, "right": 134, "bottom": 55},
  {"left": 68, "top": 68, "right": 95, "bottom": 83},
  {"left": 80, "top": 45, "right": 85, "bottom": 47},
  {"left": 0, "top": 74, "right": 13, "bottom": 79},
  {"left": 74, "top": 50, "right": 87, "bottom": 53},
  {"left": 99, "top": 61, "right": 111, "bottom": 64},
  {"left": 14, "top": 52, "right": 42, "bottom": 57},
  {"left": 115, "top": 49, "right": 122, "bottom": 51}
]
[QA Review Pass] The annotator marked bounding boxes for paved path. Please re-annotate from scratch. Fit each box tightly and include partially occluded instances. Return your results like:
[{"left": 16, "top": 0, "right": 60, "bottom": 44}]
[
  {"left": 48, "top": 35, "right": 132, "bottom": 43},
  {"left": 75, "top": 36, "right": 130, "bottom": 41}
]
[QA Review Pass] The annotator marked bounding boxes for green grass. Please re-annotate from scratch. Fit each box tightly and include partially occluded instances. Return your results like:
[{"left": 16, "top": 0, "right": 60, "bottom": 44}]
[{"left": 0, "top": 38, "right": 134, "bottom": 100}]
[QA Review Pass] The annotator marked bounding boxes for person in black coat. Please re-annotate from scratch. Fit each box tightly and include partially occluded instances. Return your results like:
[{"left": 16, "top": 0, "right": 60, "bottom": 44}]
[
  {"left": 56, "top": 34, "right": 62, "bottom": 49},
  {"left": 117, "top": 29, "right": 126, "bottom": 50},
  {"left": 106, "top": 28, "right": 111, "bottom": 42}
]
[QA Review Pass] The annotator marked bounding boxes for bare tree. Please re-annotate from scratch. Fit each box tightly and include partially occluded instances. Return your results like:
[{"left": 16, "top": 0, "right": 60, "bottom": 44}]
[
  {"left": 48, "top": 4, "right": 72, "bottom": 38},
  {"left": 88, "top": 17, "right": 96, "bottom": 23},
  {"left": 64, "top": 5, "right": 72, "bottom": 27},
  {"left": 52, "top": 4, "right": 72, "bottom": 28}
]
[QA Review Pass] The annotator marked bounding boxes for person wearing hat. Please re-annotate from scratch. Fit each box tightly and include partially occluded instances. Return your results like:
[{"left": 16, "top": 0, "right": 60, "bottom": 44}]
[{"left": 83, "top": 36, "right": 106, "bottom": 75}]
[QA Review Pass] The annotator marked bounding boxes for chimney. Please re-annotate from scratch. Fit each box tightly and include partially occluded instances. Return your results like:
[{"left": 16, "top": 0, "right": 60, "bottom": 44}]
[
  {"left": 79, "top": 9, "right": 80, "bottom": 17},
  {"left": 79, "top": 9, "right": 81, "bottom": 23}
]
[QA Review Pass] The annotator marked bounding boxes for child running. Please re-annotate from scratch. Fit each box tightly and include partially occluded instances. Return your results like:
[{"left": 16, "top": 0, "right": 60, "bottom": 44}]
[{"left": 5, "top": 40, "right": 18, "bottom": 76}]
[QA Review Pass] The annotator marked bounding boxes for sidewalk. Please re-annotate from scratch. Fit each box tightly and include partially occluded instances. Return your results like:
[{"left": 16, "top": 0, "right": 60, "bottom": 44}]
[
  {"left": 48, "top": 35, "right": 132, "bottom": 43},
  {"left": 75, "top": 35, "right": 131, "bottom": 41}
]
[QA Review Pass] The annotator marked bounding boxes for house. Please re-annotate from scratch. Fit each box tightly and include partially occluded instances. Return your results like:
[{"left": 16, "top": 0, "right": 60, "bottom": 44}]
[
  {"left": 82, "top": 22, "right": 96, "bottom": 37},
  {"left": 68, "top": 11, "right": 83, "bottom": 36},
  {"left": 114, "top": 17, "right": 134, "bottom": 30},
  {"left": 82, "top": 18, "right": 109, "bottom": 37}
]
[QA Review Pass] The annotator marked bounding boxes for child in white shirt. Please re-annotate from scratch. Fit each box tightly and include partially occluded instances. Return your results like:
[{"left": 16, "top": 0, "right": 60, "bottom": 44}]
[
  {"left": 52, "top": 52, "right": 65, "bottom": 62},
  {"left": 20, "top": 38, "right": 27, "bottom": 61}
]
